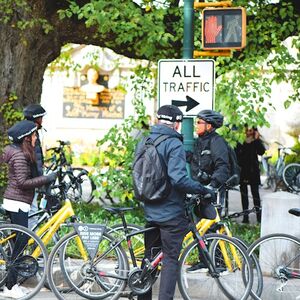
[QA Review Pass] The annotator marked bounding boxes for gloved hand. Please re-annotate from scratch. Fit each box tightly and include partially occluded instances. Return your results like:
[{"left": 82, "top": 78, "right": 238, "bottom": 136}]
[
  {"left": 46, "top": 171, "right": 57, "bottom": 183},
  {"left": 203, "top": 185, "right": 217, "bottom": 204},
  {"left": 197, "top": 170, "right": 211, "bottom": 182}
]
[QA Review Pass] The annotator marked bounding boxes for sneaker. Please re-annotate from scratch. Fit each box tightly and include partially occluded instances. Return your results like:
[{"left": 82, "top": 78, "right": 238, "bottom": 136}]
[
  {"left": 0, "top": 285, "right": 27, "bottom": 299},
  {"left": 18, "top": 285, "right": 31, "bottom": 294},
  {"left": 186, "top": 262, "right": 208, "bottom": 273}
]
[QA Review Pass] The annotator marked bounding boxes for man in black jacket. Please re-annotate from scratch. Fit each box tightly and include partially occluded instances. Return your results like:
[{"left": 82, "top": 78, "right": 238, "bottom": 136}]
[
  {"left": 137, "top": 105, "right": 215, "bottom": 300},
  {"left": 23, "top": 104, "right": 47, "bottom": 229},
  {"left": 188, "top": 109, "right": 230, "bottom": 189},
  {"left": 186, "top": 110, "right": 230, "bottom": 272}
]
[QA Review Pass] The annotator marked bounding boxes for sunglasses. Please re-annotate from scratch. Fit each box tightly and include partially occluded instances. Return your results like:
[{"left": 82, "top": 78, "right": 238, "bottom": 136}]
[{"left": 196, "top": 121, "right": 206, "bottom": 125}]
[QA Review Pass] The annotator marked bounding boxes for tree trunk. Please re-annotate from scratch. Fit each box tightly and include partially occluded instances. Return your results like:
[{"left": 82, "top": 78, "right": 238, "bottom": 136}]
[{"left": 0, "top": 25, "right": 61, "bottom": 109}]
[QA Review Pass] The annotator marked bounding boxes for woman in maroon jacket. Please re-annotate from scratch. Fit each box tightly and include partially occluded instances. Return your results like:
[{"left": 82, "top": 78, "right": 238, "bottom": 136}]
[{"left": 1, "top": 120, "right": 56, "bottom": 298}]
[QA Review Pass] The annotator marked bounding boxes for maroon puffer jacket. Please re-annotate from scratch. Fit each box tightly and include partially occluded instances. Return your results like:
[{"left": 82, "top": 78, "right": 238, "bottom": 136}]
[{"left": 1, "top": 144, "right": 49, "bottom": 204}]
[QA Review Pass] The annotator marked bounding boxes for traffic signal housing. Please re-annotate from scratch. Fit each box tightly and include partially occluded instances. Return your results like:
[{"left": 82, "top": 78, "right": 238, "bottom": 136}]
[{"left": 202, "top": 7, "right": 246, "bottom": 50}]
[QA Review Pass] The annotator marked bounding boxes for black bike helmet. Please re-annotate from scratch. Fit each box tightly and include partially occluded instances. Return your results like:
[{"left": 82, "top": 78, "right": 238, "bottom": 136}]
[
  {"left": 23, "top": 104, "right": 46, "bottom": 121},
  {"left": 197, "top": 109, "right": 224, "bottom": 128},
  {"left": 157, "top": 105, "right": 183, "bottom": 122},
  {"left": 8, "top": 120, "right": 37, "bottom": 143}
]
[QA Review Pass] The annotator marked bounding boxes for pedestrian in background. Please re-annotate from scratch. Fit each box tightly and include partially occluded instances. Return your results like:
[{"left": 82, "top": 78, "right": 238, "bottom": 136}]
[
  {"left": 0, "top": 120, "right": 56, "bottom": 298},
  {"left": 235, "top": 126, "right": 266, "bottom": 223}
]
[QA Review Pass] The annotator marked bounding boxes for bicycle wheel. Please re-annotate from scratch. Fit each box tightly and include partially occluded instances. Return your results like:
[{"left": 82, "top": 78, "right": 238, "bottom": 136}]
[
  {"left": 269, "top": 166, "right": 278, "bottom": 192},
  {"left": 47, "top": 231, "right": 129, "bottom": 300},
  {"left": 232, "top": 237, "right": 263, "bottom": 299},
  {"left": 283, "top": 163, "right": 300, "bottom": 193},
  {"left": 178, "top": 233, "right": 253, "bottom": 300},
  {"left": 248, "top": 233, "right": 300, "bottom": 300},
  {"left": 73, "top": 167, "right": 96, "bottom": 203},
  {"left": 0, "top": 224, "right": 48, "bottom": 300},
  {"left": 108, "top": 224, "right": 144, "bottom": 261}
]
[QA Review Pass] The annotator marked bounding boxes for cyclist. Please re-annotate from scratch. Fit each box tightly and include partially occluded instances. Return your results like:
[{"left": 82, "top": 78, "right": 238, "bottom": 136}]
[
  {"left": 136, "top": 105, "right": 216, "bottom": 300},
  {"left": 186, "top": 109, "right": 230, "bottom": 272},
  {"left": 23, "top": 104, "right": 47, "bottom": 228},
  {"left": 0, "top": 120, "right": 56, "bottom": 298}
]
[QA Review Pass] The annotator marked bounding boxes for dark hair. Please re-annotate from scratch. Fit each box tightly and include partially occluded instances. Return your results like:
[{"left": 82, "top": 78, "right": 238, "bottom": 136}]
[{"left": 21, "top": 135, "right": 36, "bottom": 163}]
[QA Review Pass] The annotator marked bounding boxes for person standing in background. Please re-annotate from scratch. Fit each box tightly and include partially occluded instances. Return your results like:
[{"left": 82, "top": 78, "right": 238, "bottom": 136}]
[
  {"left": 235, "top": 126, "right": 266, "bottom": 223},
  {"left": 23, "top": 104, "right": 47, "bottom": 229}
]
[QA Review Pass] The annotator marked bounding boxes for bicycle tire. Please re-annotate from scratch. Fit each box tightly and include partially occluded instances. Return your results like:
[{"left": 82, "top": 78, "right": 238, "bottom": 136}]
[
  {"left": 268, "top": 166, "right": 278, "bottom": 192},
  {"left": 108, "top": 223, "right": 144, "bottom": 261},
  {"left": 73, "top": 167, "right": 96, "bottom": 203},
  {"left": 232, "top": 237, "right": 263, "bottom": 299},
  {"left": 0, "top": 224, "right": 48, "bottom": 300},
  {"left": 248, "top": 233, "right": 300, "bottom": 300},
  {"left": 282, "top": 163, "right": 300, "bottom": 193},
  {"left": 47, "top": 230, "right": 129, "bottom": 300},
  {"left": 178, "top": 233, "right": 253, "bottom": 300}
]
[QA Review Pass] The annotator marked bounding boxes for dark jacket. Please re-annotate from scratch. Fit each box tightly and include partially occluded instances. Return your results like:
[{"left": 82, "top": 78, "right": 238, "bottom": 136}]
[
  {"left": 140, "top": 124, "right": 208, "bottom": 223},
  {"left": 235, "top": 139, "right": 266, "bottom": 185},
  {"left": 1, "top": 144, "right": 49, "bottom": 204},
  {"left": 188, "top": 131, "right": 230, "bottom": 188},
  {"left": 35, "top": 132, "right": 44, "bottom": 176}
]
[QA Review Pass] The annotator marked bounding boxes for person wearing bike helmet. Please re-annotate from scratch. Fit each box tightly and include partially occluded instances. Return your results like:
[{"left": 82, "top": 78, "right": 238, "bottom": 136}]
[
  {"left": 136, "top": 105, "right": 216, "bottom": 300},
  {"left": 0, "top": 120, "right": 56, "bottom": 298},
  {"left": 186, "top": 109, "right": 230, "bottom": 273},
  {"left": 23, "top": 104, "right": 46, "bottom": 176},
  {"left": 188, "top": 109, "right": 230, "bottom": 188},
  {"left": 23, "top": 104, "right": 47, "bottom": 229}
]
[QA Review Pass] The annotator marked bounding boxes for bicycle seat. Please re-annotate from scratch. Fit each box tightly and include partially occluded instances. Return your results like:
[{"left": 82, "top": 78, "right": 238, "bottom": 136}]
[
  {"left": 289, "top": 208, "right": 300, "bottom": 217},
  {"left": 104, "top": 207, "right": 134, "bottom": 214},
  {"left": 263, "top": 155, "right": 272, "bottom": 160}
]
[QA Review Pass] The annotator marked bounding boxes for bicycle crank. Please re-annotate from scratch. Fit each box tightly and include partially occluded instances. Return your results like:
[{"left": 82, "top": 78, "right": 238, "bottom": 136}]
[
  {"left": 13, "top": 255, "right": 39, "bottom": 278},
  {"left": 128, "top": 267, "right": 153, "bottom": 295}
]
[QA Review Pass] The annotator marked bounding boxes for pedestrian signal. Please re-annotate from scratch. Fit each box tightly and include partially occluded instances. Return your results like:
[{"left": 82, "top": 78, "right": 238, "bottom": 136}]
[{"left": 202, "top": 7, "right": 246, "bottom": 50}]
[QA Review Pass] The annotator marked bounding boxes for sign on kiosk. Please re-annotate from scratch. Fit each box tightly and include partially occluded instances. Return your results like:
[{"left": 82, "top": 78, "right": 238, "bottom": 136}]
[{"left": 158, "top": 59, "right": 215, "bottom": 116}]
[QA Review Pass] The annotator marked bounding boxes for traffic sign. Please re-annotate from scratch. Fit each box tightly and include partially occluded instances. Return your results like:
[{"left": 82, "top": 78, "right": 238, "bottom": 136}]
[
  {"left": 202, "top": 7, "right": 246, "bottom": 50},
  {"left": 158, "top": 59, "right": 215, "bottom": 116}
]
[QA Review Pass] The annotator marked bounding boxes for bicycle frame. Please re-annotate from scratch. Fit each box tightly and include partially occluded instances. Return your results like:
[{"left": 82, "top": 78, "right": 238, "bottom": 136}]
[
  {"left": 0, "top": 199, "right": 87, "bottom": 260},
  {"left": 31, "top": 199, "right": 87, "bottom": 258}
]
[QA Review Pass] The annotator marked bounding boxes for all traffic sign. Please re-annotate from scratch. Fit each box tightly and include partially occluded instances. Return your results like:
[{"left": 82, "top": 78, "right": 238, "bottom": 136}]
[{"left": 158, "top": 59, "right": 215, "bottom": 116}]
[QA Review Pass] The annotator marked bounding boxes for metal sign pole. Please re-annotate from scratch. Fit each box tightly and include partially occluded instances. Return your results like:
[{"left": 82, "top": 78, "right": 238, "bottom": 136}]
[{"left": 183, "top": 0, "right": 195, "bottom": 176}]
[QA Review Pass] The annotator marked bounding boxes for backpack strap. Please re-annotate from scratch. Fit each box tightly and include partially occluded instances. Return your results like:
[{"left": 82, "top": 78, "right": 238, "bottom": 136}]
[{"left": 153, "top": 135, "right": 170, "bottom": 147}]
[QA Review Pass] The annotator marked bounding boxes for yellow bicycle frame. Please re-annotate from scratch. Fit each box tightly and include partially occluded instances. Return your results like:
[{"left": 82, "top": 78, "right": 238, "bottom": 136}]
[{"left": 0, "top": 199, "right": 88, "bottom": 260}]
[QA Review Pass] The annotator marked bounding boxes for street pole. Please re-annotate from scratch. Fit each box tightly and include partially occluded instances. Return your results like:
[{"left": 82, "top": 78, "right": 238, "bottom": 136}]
[{"left": 182, "top": 0, "right": 194, "bottom": 174}]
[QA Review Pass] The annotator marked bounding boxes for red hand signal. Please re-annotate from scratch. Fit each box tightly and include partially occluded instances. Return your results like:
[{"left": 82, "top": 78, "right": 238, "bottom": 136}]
[{"left": 204, "top": 16, "right": 222, "bottom": 43}]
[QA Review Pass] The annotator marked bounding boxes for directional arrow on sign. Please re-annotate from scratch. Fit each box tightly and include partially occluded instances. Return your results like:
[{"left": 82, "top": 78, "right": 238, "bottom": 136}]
[{"left": 172, "top": 96, "right": 199, "bottom": 112}]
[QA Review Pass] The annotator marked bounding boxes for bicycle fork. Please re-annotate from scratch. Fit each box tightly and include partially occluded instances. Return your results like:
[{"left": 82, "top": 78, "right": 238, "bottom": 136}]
[{"left": 193, "top": 230, "right": 220, "bottom": 278}]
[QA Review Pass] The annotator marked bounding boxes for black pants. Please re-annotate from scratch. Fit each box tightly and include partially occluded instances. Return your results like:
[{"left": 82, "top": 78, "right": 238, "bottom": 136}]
[
  {"left": 7, "top": 210, "right": 29, "bottom": 289},
  {"left": 240, "top": 183, "right": 261, "bottom": 222},
  {"left": 137, "top": 216, "right": 189, "bottom": 300}
]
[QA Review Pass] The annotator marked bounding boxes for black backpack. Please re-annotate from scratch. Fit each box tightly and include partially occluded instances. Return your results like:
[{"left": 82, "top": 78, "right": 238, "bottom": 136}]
[
  {"left": 226, "top": 144, "right": 240, "bottom": 186},
  {"left": 132, "top": 135, "right": 171, "bottom": 202}
]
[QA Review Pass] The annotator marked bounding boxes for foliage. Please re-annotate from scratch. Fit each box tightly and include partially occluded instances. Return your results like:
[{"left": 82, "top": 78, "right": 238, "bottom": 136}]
[
  {"left": 50, "top": 0, "right": 299, "bottom": 146},
  {"left": 285, "top": 139, "right": 300, "bottom": 164},
  {"left": 0, "top": 0, "right": 53, "bottom": 33},
  {"left": 92, "top": 64, "right": 154, "bottom": 203},
  {"left": 230, "top": 222, "right": 261, "bottom": 246},
  {"left": 73, "top": 202, "right": 145, "bottom": 225},
  {"left": 0, "top": 94, "right": 23, "bottom": 188}
]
